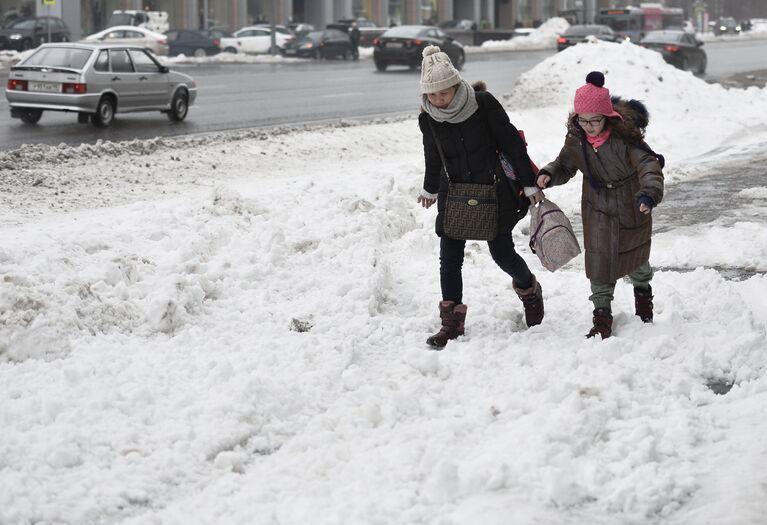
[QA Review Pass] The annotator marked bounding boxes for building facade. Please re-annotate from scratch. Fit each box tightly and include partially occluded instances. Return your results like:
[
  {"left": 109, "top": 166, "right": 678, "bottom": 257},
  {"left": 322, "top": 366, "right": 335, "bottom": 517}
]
[{"left": 3, "top": 0, "right": 764, "bottom": 41}]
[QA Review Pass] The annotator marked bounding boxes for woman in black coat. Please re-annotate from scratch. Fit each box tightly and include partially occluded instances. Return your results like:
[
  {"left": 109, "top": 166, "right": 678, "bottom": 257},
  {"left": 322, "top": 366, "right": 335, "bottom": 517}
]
[{"left": 416, "top": 45, "right": 545, "bottom": 348}]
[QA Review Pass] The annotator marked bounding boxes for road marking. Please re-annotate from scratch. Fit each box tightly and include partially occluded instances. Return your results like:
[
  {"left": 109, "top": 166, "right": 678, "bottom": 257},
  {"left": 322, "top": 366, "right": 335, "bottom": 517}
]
[{"left": 322, "top": 92, "right": 364, "bottom": 98}]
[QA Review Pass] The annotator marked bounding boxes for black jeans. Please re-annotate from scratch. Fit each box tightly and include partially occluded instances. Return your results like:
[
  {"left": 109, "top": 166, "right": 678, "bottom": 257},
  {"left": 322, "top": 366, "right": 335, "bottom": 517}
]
[{"left": 440, "top": 232, "right": 533, "bottom": 304}]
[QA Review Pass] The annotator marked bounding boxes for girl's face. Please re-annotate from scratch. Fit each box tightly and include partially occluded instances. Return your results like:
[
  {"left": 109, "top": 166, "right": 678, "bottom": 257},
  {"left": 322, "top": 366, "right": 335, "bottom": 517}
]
[
  {"left": 577, "top": 112, "right": 606, "bottom": 136},
  {"left": 427, "top": 86, "right": 458, "bottom": 108}
]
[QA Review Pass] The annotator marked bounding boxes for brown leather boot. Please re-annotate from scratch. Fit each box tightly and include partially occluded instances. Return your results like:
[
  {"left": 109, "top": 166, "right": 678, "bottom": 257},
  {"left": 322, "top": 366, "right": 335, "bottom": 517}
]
[
  {"left": 586, "top": 308, "right": 613, "bottom": 339},
  {"left": 513, "top": 275, "right": 544, "bottom": 327},
  {"left": 426, "top": 301, "right": 467, "bottom": 348},
  {"left": 634, "top": 285, "right": 654, "bottom": 323}
]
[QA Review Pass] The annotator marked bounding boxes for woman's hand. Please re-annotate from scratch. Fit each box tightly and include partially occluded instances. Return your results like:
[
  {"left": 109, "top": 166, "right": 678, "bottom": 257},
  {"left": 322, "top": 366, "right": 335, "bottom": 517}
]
[
  {"left": 639, "top": 203, "right": 652, "bottom": 215},
  {"left": 537, "top": 174, "right": 551, "bottom": 188},
  {"left": 417, "top": 195, "right": 436, "bottom": 209}
]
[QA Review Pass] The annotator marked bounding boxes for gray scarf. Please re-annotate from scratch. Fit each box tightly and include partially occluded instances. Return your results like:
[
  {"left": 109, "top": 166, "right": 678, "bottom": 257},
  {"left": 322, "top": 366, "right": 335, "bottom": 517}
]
[{"left": 422, "top": 79, "right": 478, "bottom": 124}]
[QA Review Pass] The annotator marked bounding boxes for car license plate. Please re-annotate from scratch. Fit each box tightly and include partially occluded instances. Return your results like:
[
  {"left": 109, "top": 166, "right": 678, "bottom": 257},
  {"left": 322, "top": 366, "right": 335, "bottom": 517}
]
[
  {"left": 386, "top": 42, "right": 403, "bottom": 48},
  {"left": 28, "top": 81, "right": 61, "bottom": 93},
  {"left": 284, "top": 49, "right": 296, "bottom": 55}
]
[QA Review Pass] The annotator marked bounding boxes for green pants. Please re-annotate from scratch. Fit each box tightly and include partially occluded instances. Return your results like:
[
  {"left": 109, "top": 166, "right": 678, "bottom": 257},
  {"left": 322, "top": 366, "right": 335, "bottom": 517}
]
[{"left": 589, "top": 261, "right": 653, "bottom": 310}]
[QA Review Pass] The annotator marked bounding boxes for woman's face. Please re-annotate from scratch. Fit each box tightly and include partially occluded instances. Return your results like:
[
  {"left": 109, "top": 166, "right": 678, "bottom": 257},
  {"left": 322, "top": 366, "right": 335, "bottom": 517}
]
[
  {"left": 577, "top": 112, "right": 606, "bottom": 137},
  {"left": 426, "top": 86, "right": 458, "bottom": 109}
]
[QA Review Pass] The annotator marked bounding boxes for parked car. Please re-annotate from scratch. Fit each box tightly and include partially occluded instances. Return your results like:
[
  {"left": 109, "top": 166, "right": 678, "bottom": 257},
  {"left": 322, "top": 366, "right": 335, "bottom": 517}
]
[
  {"left": 107, "top": 10, "right": 169, "bottom": 34},
  {"left": 4, "top": 42, "right": 197, "bottom": 127},
  {"left": 556, "top": 24, "right": 615, "bottom": 51},
  {"left": 640, "top": 30, "right": 707, "bottom": 74},
  {"left": 373, "top": 25, "right": 464, "bottom": 72},
  {"left": 282, "top": 29, "right": 353, "bottom": 59},
  {"left": 226, "top": 25, "right": 294, "bottom": 54},
  {"left": 0, "top": 16, "right": 71, "bottom": 51},
  {"left": 438, "top": 19, "right": 477, "bottom": 31},
  {"left": 326, "top": 18, "right": 385, "bottom": 46},
  {"left": 166, "top": 29, "right": 221, "bottom": 57},
  {"left": 83, "top": 26, "right": 169, "bottom": 56},
  {"left": 713, "top": 17, "right": 741, "bottom": 35}
]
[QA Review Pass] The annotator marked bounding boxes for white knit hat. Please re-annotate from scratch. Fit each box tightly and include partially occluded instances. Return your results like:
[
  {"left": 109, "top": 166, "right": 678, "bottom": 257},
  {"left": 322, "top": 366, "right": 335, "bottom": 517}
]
[{"left": 420, "top": 45, "right": 461, "bottom": 94}]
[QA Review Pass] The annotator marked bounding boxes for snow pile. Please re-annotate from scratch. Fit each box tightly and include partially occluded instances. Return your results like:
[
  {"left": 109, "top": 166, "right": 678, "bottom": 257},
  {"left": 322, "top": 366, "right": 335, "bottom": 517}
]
[
  {"left": 506, "top": 39, "right": 767, "bottom": 171},
  {"left": 481, "top": 17, "right": 569, "bottom": 51},
  {"left": 1, "top": 37, "right": 767, "bottom": 525}
]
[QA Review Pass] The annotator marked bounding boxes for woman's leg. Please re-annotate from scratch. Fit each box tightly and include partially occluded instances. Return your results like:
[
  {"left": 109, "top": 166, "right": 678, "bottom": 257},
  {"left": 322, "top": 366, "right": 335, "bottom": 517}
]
[
  {"left": 487, "top": 232, "right": 533, "bottom": 288},
  {"left": 488, "top": 232, "right": 543, "bottom": 327},
  {"left": 629, "top": 261, "right": 654, "bottom": 322},
  {"left": 589, "top": 279, "right": 616, "bottom": 311},
  {"left": 440, "top": 236, "right": 466, "bottom": 303}
]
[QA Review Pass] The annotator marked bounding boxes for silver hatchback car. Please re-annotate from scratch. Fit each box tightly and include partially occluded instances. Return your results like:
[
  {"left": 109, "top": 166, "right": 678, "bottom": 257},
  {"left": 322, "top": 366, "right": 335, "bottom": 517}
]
[{"left": 5, "top": 42, "right": 197, "bottom": 127}]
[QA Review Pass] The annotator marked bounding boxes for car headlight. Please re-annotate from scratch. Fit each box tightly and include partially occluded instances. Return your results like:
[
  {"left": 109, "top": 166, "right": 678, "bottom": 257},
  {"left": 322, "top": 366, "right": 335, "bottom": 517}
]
[{"left": 9, "top": 34, "right": 22, "bottom": 39}]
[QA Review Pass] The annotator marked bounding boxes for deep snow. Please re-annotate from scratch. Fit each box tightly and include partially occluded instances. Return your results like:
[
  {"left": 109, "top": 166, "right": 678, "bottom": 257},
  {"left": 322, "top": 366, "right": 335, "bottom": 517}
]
[{"left": 1, "top": 40, "right": 766, "bottom": 524}]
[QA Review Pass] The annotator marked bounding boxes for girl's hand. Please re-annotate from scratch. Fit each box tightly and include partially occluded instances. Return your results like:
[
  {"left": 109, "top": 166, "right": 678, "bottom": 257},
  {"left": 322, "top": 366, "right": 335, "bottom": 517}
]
[
  {"left": 528, "top": 190, "right": 545, "bottom": 205},
  {"left": 417, "top": 195, "right": 436, "bottom": 209},
  {"left": 537, "top": 174, "right": 551, "bottom": 188}
]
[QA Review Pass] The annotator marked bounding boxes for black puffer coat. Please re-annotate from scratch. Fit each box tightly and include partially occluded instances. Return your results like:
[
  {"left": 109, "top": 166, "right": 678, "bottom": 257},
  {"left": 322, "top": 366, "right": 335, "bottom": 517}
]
[{"left": 419, "top": 90, "right": 536, "bottom": 237}]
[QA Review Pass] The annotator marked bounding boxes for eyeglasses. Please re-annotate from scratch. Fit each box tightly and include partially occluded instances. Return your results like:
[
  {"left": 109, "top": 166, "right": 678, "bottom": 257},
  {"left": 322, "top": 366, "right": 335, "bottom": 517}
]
[{"left": 577, "top": 116, "right": 605, "bottom": 127}]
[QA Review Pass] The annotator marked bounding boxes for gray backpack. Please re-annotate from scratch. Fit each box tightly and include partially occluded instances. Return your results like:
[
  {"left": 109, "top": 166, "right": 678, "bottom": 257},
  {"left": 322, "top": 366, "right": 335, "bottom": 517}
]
[{"left": 529, "top": 199, "right": 581, "bottom": 272}]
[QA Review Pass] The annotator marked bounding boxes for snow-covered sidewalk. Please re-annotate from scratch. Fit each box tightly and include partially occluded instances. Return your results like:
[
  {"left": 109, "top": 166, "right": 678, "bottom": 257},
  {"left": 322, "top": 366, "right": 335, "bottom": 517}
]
[{"left": 1, "top": 41, "right": 766, "bottom": 525}]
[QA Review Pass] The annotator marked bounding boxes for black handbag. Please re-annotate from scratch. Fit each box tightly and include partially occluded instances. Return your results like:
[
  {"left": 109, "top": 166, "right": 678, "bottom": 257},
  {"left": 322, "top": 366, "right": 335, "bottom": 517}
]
[{"left": 428, "top": 120, "right": 498, "bottom": 241}]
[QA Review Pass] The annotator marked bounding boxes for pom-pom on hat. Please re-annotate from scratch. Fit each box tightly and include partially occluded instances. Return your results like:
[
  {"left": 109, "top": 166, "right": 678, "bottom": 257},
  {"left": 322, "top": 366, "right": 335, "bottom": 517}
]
[
  {"left": 573, "top": 71, "right": 623, "bottom": 120},
  {"left": 420, "top": 45, "right": 461, "bottom": 94}
]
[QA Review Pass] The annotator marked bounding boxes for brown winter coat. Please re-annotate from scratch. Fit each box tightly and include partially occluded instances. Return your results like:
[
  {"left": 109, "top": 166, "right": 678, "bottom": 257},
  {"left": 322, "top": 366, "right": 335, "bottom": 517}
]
[{"left": 539, "top": 100, "right": 664, "bottom": 282}]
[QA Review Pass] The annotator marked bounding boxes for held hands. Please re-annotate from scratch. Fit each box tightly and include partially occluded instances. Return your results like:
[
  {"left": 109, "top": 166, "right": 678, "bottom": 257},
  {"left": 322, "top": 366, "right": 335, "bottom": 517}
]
[
  {"left": 528, "top": 190, "right": 544, "bottom": 205},
  {"left": 417, "top": 195, "right": 436, "bottom": 209},
  {"left": 536, "top": 174, "right": 551, "bottom": 189}
]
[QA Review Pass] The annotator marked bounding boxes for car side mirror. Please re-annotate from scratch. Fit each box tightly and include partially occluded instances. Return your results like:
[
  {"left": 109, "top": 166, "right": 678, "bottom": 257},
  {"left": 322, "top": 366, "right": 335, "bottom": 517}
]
[
  {"left": 696, "top": 40, "right": 704, "bottom": 47},
  {"left": 160, "top": 66, "right": 169, "bottom": 73}
]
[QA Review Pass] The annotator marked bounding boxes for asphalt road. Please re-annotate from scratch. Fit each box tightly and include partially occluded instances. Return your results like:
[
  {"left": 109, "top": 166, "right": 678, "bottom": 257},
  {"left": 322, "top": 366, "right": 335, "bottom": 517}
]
[{"left": 0, "top": 38, "right": 764, "bottom": 151}]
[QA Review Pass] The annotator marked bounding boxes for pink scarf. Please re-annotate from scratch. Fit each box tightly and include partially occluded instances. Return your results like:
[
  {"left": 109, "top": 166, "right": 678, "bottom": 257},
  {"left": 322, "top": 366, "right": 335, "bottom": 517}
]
[{"left": 586, "top": 129, "right": 611, "bottom": 149}]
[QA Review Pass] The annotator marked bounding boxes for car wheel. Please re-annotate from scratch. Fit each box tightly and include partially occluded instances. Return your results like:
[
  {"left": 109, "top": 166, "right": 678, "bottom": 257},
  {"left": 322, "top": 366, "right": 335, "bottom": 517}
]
[
  {"left": 21, "top": 39, "right": 33, "bottom": 51},
  {"left": 91, "top": 96, "right": 115, "bottom": 128},
  {"left": 375, "top": 59, "right": 387, "bottom": 72},
  {"left": 681, "top": 57, "right": 689, "bottom": 71},
  {"left": 698, "top": 56, "right": 707, "bottom": 75},
  {"left": 167, "top": 90, "right": 189, "bottom": 122},
  {"left": 454, "top": 51, "right": 465, "bottom": 71},
  {"left": 193, "top": 48, "right": 207, "bottom": 58},
  {"left": 224, "top": 47, "right": 237, "bottom": 54},
  {"left": 19, "top": 109, "right": 43, "bottom": 124}
]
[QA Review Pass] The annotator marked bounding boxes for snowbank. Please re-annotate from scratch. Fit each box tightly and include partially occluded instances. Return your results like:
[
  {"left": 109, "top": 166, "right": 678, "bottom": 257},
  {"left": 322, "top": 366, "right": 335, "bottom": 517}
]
[
  {"left": 1, "top": 36, "right": 766, "bottom": 525},
  {"left": 481, "top": 17, "right": 569, "bottom": 51}
]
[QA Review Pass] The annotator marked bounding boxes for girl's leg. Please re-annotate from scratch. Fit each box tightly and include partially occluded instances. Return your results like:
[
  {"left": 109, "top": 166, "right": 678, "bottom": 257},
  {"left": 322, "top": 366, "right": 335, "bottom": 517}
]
[
  {"left": 628, "top": 261, "right": 654, "bottom": 290},
  {"left": 589, "top": 280, "right": 616, "bottom": 311},
  {"left": 440, "top": 236, "right": 466, "bottom": 303}
]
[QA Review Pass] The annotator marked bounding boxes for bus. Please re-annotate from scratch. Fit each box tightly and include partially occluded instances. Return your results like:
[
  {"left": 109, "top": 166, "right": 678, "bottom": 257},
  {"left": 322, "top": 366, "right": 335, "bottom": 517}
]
[{"left": 594, "top": 4, "right": 684, "bottom": 42}]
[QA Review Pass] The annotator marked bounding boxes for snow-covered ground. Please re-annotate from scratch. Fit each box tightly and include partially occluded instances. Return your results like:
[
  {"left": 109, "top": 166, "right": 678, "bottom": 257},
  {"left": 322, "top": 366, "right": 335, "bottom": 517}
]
[{"left": 1, "top": 40, "right": 766, "bottom": 524}]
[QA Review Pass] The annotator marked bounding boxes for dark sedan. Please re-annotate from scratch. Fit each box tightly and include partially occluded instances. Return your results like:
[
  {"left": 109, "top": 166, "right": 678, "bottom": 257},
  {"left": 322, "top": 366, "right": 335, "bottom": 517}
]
[
  {"left": 0, "top": 16, "right": 70, "bottom": 51},
  {"left": 166, "top": 29, "right": 222, "bottom": 57},
  {"left": 640, "top": 30, "right": 706, "bottom": 74},
  {"left": 372, "top": 25, "right": 464, "bottom": 72},
  {"left": 282, "top": 29, "right": 353, "bottom": 59},
  {"left": 556, "top": 24, "right": 615, "bottom": 51}
]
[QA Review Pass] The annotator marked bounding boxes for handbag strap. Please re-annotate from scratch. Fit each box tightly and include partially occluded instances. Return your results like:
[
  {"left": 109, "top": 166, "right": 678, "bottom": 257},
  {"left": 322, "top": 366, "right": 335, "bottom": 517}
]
[{"left": 426, "top": 118, "right": 451, "bottom": 183}]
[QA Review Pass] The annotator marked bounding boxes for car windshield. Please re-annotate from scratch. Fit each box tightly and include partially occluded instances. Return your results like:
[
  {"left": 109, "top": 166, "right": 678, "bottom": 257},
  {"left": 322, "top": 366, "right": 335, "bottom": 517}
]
[
  {"left": 382, "top": 26, "right": 424, "bottom": 38},
  {"left": 300, "top": 31, "right": 322, "bottom": 43},
  {"left": 565, "top": 26, "right": 606, "bottom": 36},
  {"left": 642, "top": 31, "right": 682, "bottom": 43},
  {"left": 109, "top": 13, "right": 134, "bottom": 26},
  {"left": 8, "top": 18, "right": 37, "bottom": 29},
  {"left": 23, "top": 47, "right": 92, "bottom": 69}
]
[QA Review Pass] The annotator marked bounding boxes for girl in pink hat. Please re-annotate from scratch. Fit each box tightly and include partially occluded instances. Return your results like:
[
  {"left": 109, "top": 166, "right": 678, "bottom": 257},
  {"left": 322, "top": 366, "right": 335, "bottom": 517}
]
[{"left": 536, "top": 72, "right": 665, "bottom": 339}]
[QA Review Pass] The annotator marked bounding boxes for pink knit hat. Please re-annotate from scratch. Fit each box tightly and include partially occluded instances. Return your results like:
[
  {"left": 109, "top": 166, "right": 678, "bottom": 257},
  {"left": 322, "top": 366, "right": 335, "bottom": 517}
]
[{"left": 573, "top": 72, "right": 623, "bottom": 120}]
